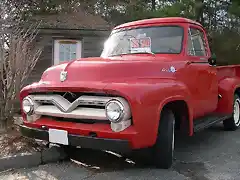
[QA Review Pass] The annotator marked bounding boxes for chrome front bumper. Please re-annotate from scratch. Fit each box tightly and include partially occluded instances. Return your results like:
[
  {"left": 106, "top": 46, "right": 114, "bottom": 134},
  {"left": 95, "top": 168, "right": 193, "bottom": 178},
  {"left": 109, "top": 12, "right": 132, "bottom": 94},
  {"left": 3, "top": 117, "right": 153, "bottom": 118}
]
[{"left": 20, "top": 125, "right": 131, "bottom": 152}]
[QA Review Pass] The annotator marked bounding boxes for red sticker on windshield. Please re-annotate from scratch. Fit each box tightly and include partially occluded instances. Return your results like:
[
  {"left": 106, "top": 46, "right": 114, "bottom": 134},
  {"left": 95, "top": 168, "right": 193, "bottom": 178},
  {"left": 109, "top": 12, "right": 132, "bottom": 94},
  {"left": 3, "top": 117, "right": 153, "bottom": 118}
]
[
  {"left": 130, "top": 37, "right": 151, "bottom": 53},
  {"left": 140, "top": 38, "right": 151, "bottom": 48},
  {"left": 131, "top": 39, "right": 140, "bottom": 48}
]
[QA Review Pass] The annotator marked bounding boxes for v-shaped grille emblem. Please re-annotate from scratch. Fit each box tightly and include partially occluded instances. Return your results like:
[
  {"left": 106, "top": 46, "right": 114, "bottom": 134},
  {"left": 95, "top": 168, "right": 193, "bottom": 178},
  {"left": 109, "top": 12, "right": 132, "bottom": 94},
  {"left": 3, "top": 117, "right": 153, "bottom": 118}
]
[{"left": 30, "top": 95, "right": 112, "bottom": 113}]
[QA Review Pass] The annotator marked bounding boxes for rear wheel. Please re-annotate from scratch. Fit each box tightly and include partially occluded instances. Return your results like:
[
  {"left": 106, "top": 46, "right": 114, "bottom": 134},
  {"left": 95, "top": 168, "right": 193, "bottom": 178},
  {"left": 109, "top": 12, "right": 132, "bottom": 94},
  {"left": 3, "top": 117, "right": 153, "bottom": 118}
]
[
  {"left": 152, "top": 108, "right": 175, "bottom": 169},
  {"left": 223, "top": 94, "right": 240, "bottom": 131}
]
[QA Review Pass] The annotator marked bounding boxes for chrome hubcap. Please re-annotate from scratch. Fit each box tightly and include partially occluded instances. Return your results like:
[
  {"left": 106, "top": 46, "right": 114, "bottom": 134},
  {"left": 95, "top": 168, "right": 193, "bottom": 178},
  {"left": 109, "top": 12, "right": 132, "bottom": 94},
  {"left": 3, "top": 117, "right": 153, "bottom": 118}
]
[{"left": 233, "top": 99, "right": 240, "bottom": 125}]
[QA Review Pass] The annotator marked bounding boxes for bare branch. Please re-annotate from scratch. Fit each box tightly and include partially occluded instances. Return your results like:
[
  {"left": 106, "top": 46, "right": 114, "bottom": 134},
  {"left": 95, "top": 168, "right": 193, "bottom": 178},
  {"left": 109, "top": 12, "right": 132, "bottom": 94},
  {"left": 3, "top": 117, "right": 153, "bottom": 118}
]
[{"left": 0, "top": 4, "right": 42, "bottom": 128}]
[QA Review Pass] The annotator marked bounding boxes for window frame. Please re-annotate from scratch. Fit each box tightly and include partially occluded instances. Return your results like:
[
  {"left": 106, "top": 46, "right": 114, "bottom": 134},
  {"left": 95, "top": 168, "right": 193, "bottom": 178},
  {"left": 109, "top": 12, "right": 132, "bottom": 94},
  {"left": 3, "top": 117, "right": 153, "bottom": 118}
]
[
  {"left": 187, "top": 26, "right": 209, "bottom": 58},
  {"left": 53, "top": 39, "right": 82, "bottom": 65}
]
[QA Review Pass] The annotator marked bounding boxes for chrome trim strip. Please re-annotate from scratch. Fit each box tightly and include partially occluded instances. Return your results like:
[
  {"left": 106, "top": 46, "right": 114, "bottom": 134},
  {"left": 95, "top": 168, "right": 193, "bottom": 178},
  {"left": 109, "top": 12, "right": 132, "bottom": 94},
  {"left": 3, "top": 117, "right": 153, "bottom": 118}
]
[
  {"left": 29, "top": 95, "right": 112, "bottom": 113},
  {"left": 35, "top": 105, "right": 107, "bottom": 120}
]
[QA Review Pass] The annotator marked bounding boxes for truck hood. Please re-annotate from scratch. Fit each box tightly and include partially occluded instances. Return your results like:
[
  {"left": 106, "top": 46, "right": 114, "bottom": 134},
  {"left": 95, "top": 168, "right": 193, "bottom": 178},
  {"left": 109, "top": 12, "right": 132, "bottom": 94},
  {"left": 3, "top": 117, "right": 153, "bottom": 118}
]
[{"left": 40, "top": 56, "right": 183, "bottom": 84}]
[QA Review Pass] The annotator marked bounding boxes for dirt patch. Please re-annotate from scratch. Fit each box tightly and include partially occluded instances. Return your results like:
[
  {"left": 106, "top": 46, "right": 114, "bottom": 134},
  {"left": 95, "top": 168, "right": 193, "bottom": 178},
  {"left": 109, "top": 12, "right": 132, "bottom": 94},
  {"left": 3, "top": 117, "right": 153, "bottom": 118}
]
[{"left": 0, "top": 125, "right": 47, "bottom": 158}]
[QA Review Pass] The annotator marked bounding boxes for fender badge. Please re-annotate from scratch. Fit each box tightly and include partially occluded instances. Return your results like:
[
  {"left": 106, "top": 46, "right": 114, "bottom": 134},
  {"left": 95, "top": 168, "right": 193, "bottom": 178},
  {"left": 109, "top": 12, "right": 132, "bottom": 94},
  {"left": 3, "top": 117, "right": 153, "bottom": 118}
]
[
  {"left": 60, "top": 71, "right": 67, "bottom": 82},
  {"left": 161, "top": 66, "right": 177, "bottom": 73},
  {"left": 170, "top": 66, "right": 176, "bottom": 73}
]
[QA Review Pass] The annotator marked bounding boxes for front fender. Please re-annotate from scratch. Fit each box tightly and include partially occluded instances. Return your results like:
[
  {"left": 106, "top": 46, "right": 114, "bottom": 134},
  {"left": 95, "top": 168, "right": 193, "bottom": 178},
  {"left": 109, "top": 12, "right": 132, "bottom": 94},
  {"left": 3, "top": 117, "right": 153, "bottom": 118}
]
[
  {"left": 156, "top": 81, "right": 194, "bottom": 137},
  {"left": 104, "top": 79, "right": 193, "bottom": 148},
  {"left": 217, "top": 77, "right": 240, "bottom": 114}
]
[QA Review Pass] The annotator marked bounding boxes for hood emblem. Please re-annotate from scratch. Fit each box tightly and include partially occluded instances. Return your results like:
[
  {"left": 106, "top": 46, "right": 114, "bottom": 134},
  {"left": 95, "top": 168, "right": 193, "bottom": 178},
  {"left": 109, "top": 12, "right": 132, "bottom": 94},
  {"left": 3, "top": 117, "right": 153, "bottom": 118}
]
[{"left": 60, "top": 71, "right": 67, "bottom": 82}]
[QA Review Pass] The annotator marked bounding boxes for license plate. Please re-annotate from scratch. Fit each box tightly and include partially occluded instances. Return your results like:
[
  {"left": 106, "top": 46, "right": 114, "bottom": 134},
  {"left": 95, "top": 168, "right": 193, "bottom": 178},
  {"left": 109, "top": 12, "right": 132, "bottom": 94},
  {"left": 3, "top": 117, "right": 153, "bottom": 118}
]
[{"left": 49, "top": 129, "right": 69, "bottom": 145}]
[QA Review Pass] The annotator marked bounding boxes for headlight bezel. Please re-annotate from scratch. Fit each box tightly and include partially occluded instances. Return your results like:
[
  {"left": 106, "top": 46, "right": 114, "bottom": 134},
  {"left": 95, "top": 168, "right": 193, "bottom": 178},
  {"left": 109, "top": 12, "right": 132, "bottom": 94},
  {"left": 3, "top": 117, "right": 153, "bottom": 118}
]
[
  {"left": 105, "top": 100, "right": 125, "bottom": 123},
  {"left": 22, "top": 97, "right": 34, "bottom": 115}
]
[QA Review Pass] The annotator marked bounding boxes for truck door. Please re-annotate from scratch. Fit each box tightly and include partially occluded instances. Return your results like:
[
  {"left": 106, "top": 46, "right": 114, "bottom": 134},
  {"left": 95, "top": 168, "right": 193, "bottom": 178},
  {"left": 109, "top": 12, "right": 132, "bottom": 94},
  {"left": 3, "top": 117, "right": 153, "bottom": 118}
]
[{"left": 185, "top": 26, "right": 218, "bottom": 118}]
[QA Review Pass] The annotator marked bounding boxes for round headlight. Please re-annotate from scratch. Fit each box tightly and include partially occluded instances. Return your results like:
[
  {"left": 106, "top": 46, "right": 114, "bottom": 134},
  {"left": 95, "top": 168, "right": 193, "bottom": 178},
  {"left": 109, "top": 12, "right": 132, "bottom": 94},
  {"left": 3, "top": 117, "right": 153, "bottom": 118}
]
[
  {"left": 22, "top": 97, "right": 34, "bottom": 115},
  {"left": 105, "top": 100, "right": 124, "bottom": 122}
]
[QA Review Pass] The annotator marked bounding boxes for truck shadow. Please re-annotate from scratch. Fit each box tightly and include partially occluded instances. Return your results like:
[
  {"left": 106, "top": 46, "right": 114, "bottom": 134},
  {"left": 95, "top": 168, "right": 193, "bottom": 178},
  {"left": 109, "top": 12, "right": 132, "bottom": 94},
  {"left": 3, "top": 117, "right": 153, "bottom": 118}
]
[
  {"left": 67, "top": 148, "right": 136, "bottom": 172},
  {"left": 173, "top": 123, "right": 224, "bottom": 180},
  {"left": 67, "top": 123, "right": 225, "bottom": 177}
]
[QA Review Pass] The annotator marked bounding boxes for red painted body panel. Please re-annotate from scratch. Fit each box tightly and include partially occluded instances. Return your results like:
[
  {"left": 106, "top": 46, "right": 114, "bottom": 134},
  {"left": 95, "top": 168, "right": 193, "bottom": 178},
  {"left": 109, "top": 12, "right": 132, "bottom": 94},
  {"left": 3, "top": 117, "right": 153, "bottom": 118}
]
[
  {"left": 20, "top": 17, "right": 240, "bottom": 149},
  {"left": 114, "top": 17, "right": 203, "bottom": 30},
  {"left": 216, "top": 66, "right": 240, "bottom": 114}
]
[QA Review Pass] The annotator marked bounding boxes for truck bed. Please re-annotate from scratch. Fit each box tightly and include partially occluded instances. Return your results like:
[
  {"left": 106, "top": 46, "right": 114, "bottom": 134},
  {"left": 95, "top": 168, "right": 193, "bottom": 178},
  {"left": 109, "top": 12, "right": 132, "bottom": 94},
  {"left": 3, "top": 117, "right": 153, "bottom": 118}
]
[{"left": 216, "top": 65, "right": 240, "bottom": 82}]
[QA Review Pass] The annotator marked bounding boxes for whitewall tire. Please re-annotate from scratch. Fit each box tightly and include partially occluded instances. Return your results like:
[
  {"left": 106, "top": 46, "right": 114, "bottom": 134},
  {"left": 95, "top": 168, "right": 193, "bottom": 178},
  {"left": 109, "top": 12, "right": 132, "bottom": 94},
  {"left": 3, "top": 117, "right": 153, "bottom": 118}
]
[{"left": 223, "top": 94, "right": 240, "bottom": 131}]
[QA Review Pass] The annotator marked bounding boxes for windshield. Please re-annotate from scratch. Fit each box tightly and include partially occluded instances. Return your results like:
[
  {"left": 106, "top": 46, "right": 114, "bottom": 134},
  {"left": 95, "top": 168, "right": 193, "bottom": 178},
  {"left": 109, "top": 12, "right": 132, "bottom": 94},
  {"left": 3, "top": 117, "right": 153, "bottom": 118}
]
[{"left": 101, "top": 26, "right": 184, "bottom": 57}]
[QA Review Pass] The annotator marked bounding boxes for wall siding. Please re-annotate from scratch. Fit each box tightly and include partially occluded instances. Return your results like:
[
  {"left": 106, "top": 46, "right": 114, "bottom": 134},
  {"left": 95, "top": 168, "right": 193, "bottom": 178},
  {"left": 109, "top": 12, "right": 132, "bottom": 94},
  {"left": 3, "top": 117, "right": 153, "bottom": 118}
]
[
  {"left": 83, "top": 36, "right": 107, "bottom": 58},
  {"left": 24, "top": 29, "right": 110, "bottom": 86}
]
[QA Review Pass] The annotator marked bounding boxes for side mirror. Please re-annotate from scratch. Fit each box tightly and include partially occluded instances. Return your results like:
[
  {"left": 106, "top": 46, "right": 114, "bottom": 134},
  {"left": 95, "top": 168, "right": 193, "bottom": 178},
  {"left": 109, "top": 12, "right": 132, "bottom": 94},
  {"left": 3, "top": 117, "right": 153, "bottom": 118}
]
[{"left": 208, "top": 53, "right": 217, "bottom": 66}]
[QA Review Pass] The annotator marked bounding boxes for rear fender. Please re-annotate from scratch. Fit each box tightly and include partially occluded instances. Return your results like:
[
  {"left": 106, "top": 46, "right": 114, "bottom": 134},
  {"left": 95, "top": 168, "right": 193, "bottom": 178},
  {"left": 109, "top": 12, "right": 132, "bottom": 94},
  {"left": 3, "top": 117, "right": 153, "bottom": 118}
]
[{"left": 217, "top": 77, "right": 240, "bottom": 114}]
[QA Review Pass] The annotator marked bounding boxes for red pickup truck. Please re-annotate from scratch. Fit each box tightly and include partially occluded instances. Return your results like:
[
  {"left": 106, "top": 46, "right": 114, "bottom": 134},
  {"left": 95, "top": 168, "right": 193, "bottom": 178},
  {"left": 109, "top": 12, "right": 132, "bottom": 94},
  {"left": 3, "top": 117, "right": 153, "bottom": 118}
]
[{"left": 19, "top": 17, "right": 240, "bottom": 169}]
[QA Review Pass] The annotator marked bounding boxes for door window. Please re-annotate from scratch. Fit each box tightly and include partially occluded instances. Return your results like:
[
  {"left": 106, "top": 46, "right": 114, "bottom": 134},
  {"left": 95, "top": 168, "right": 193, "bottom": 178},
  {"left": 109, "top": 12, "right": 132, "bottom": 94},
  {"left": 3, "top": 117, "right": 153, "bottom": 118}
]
[
  {"left": 54, "top": 40, "right": 82, "bottom": 65},
  {"left": 187, "top": 28, "right": 207, "bottom": 57}
]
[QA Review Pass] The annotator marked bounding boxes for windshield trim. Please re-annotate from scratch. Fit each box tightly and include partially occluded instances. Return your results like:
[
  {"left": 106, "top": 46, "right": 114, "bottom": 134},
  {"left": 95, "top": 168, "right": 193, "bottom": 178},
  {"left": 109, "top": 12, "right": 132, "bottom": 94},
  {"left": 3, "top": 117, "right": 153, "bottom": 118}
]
[{"left": 104, "top": 25, "right": 184, "bottom": 57}]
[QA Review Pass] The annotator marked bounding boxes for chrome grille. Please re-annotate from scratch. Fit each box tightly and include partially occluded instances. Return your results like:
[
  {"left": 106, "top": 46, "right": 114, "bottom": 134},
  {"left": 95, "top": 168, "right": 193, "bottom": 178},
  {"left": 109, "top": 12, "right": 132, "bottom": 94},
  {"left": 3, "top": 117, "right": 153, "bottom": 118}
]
[
  {"left": 25, "top": 92, "right": 129, "bottom": 122},
  {"left": 31, "top": 94, "right": 112, "bottom": 113}
]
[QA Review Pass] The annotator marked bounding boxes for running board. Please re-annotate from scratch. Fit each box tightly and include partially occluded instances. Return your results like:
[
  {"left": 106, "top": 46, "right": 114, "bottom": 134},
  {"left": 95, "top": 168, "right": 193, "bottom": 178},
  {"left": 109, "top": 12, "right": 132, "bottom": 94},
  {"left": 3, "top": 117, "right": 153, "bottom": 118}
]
[{"left": 193, "top": 114, "right": 231, "bottom": 133}]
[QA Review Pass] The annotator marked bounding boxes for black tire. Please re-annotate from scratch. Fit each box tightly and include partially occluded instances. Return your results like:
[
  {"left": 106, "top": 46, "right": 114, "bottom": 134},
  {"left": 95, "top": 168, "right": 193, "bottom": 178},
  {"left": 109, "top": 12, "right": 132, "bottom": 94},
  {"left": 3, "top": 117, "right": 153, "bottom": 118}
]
[
  {"left": 223, "top": 94, "right": 240, "bottom": 131},
  {"left": 152, "top": 108, "right": 175, "bottom": 169}
]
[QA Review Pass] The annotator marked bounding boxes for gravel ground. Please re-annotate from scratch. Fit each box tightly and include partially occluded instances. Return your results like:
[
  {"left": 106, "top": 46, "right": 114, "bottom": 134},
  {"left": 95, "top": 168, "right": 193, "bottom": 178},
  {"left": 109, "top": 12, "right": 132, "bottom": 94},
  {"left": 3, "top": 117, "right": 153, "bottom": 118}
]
[
  {"left": 1, "top": 123, "right": 240, "bottom": 180},
  {"left": 0, "top": 128, "right": 46, "bottom": 158}
]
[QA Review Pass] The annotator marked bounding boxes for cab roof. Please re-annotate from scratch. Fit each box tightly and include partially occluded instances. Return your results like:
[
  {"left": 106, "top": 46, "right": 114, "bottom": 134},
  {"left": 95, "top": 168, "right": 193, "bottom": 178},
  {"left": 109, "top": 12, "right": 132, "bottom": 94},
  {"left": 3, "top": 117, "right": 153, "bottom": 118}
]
[{"left": 113, "top": 17, "right": 202, "bottom": 30}]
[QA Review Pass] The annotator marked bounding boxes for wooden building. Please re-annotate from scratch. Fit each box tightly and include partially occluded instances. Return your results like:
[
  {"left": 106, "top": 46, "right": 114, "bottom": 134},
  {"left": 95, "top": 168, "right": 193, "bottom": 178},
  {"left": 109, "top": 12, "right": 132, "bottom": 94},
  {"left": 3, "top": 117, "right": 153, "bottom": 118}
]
[{"left": 27, "top": 8, "right": 111, "bottom": 84}]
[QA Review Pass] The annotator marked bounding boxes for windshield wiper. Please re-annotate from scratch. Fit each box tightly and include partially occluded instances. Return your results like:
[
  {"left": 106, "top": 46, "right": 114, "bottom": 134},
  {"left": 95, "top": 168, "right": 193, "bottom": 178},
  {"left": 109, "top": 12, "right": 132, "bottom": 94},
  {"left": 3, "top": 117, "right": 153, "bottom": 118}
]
[
  {"left": 111, "top": 50, "right": 156, "bottom": 57},
  {"left": 130, "top": 51, "right": 156, "bottom": 56}
]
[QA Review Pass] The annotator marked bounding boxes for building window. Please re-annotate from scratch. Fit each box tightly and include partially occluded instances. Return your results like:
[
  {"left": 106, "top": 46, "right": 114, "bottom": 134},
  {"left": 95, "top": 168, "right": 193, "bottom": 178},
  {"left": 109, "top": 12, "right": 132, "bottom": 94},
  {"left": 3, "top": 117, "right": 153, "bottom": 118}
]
[
  {"left": 187, "top": 28, "right": 207, "bottom": 57},
  {"left": 54, "top": 39, "right": 82, "bottom": 65}
]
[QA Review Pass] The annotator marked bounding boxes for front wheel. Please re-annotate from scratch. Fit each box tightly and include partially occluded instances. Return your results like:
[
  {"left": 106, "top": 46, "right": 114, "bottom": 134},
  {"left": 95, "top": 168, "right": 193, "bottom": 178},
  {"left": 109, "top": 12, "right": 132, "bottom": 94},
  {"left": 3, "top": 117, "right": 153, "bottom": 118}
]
[
  {"left": 223, "top": 94, "right": 240, "bottom": 131},
  {"left": 152, "top": 108, "right": 175, "bottom": 169}
]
